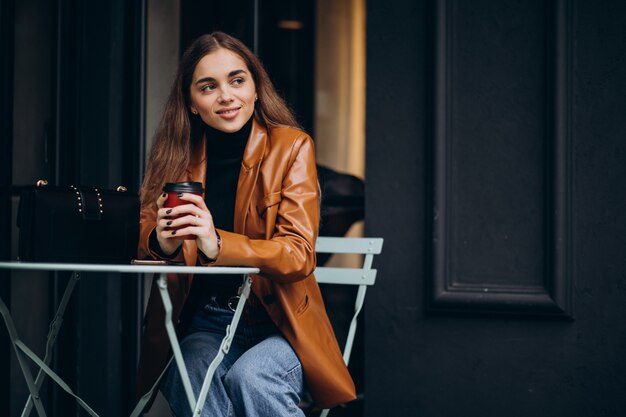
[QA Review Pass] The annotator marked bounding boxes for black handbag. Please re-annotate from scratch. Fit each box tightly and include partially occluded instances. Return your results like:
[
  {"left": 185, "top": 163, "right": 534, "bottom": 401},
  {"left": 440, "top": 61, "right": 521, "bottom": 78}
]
[{"left": 17, "top": 180, "right": 139, "bottom": 264}]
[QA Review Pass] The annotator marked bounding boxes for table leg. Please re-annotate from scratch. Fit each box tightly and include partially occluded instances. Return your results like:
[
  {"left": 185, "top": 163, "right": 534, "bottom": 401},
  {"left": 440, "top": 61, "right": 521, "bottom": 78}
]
[
  {"left": 1, "top": 272, "right": 99, "bottom": 417},
  {"left": 193, "top": 275, "right": 252, "bottom": 416},
  {"left": 0, "top": 295, "right": 48, "bottom": 417},
  {"left": 157, "top": 273, "right": 197, "bottom": 413},
  {"left": 14, "top": 340, "right": 100, "bottom": 416},
  {"left": 157, "top": 273, "right": 253, "bottom": 416},
  {"left": 21, "top": 272, "right": 80, "bottom": 417}
]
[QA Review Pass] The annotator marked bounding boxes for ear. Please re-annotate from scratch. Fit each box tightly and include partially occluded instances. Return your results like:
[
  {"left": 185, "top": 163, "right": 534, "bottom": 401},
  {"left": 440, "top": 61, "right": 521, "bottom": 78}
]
[{"left": 190, "top": 107, "right": 198, "bottom": 115}]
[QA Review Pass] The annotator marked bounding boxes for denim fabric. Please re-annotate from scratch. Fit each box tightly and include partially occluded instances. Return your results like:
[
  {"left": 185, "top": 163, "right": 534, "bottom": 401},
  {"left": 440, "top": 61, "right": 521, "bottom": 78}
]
[{"left": 161, "top": 302, "right": 305, "bottom": 417}]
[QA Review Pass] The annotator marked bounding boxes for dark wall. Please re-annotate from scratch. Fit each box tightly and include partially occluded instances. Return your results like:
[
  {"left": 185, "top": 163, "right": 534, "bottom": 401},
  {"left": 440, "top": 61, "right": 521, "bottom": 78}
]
[
  {"left": 365, "top": 0, "right": 426, "bottom": 414},
  {"left": 365, "top": 0, "right": 626, "bottom": 416},
  {"left": 0, "top": 0, "right": 14, "bottom": 411}
]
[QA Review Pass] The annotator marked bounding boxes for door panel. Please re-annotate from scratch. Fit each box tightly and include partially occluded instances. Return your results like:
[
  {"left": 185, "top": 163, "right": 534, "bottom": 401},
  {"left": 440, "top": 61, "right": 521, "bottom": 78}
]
[{"left": 429, "top": 0, "right": 573, "bottom": 317}]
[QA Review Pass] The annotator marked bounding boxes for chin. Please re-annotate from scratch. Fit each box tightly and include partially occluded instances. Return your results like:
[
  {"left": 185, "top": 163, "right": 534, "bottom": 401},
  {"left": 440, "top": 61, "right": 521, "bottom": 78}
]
[
  {"left": 204, "top": 118, "right": 238, "bottom": 133},
  {"left": 218, "top": 123, "right": 244, "bottom": 133}
]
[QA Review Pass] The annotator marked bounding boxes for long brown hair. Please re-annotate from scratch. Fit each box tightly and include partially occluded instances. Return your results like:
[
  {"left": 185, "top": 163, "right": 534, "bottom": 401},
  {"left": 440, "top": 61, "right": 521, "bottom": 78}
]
[{"left": 140, "top": 32, "right": 300, "bottom": 205}]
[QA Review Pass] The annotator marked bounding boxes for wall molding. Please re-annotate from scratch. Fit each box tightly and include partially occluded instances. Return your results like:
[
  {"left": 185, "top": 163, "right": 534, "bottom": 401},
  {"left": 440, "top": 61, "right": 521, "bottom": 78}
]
[{"left": 428, "top": 0, "right": 574, "bottom": 318}]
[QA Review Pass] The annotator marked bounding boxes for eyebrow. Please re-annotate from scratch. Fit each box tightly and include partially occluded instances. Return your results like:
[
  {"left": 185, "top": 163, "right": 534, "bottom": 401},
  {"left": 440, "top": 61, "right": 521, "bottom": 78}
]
[{"left": 195, "top": 69, "right": 248, "bottom": 85}]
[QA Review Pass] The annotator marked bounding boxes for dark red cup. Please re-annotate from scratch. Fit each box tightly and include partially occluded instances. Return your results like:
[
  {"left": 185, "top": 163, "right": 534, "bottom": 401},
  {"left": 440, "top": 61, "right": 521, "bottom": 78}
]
[{"left": 163, "top": 182, "right": 204, "bottom": 240}]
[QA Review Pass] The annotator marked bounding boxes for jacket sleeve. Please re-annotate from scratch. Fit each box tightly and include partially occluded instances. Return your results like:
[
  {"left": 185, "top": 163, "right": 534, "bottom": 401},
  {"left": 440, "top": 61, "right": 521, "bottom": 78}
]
[{"left": 210, "top": 135, "right": 319, "bottom": 283}]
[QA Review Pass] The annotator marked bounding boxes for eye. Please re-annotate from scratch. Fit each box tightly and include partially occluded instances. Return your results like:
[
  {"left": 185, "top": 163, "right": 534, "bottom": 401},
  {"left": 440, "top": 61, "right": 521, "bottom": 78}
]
[
  {"left": 231, "top": 77, "right": 245, "bottom": 86},
  {"left": 200, "top": 83, "right": 216, "bottom": 92}
]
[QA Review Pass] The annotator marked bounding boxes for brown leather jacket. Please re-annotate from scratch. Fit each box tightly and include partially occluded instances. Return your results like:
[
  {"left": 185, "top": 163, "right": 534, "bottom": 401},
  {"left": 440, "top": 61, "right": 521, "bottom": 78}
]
[{"left": 136, "top": 118, "right": 356, "bottom": 409}]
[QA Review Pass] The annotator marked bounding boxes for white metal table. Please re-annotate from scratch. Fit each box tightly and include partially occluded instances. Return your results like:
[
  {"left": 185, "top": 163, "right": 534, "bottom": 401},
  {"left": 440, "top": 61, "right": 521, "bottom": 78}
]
[{"left": 0, "top": 262, "right": 258, "bottom": 417}]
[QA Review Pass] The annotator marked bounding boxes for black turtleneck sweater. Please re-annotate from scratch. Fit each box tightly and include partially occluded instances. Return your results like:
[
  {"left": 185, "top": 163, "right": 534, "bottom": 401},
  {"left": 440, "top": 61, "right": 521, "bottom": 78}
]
[
  {"left": 193, "top": 117, "right": 270, "bottom": 321},
  {"left": 203, "top": 117, "right": 252, "bottom": 232}
]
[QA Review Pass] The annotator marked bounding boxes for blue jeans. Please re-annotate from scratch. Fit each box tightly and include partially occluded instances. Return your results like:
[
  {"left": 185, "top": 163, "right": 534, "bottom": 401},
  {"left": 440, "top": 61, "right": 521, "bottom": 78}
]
[{"left": 161, "top": 302, "right": 305, "bottom": 417}]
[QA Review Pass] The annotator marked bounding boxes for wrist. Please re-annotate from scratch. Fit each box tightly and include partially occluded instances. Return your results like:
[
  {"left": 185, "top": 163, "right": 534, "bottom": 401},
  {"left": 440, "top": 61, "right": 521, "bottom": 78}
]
[
  {"left": 213, "top": 231, "right": 222, "bottom": 259},
  {"left": 200, "top": 231, "right": 221, "bottom": 261},
  {"left": 151, "top": 229, "right": 181, "bottom": 259},
  {"left": 158, "top": 239, "right": 179, "bottom": 256}
]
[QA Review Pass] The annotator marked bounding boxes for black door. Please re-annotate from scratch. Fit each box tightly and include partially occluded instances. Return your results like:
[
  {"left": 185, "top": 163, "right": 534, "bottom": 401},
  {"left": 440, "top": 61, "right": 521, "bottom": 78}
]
[{"left": 365, "top": 1, "right": 626, "bottom": 416}]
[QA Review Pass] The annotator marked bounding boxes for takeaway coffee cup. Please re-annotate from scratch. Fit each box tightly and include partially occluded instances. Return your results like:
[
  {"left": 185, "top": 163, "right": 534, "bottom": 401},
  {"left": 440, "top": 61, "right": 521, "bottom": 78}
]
[{"left": 163, "top": 182, "right": 204, "bottom": 240}]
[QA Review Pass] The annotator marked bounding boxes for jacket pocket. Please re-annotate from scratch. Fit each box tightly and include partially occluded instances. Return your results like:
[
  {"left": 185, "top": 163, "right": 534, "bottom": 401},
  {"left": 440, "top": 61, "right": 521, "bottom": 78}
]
[
  {"left": 281, "top": 280, "right": 310, "bottom": 316},
  {"left": 257, "top": 192, "right": 282, "bottom": 239},
  {"left": 296, "top": 293, "right": 310, "bottom": 315},
  {"left": 256, "top": 192, "right": 282, "bottom": 218}
]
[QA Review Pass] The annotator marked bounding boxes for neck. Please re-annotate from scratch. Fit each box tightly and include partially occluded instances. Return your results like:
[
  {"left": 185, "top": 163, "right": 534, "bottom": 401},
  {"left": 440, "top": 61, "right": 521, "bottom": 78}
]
[{"left": 204, "top": 116, "right": 253, "bottom": 160}]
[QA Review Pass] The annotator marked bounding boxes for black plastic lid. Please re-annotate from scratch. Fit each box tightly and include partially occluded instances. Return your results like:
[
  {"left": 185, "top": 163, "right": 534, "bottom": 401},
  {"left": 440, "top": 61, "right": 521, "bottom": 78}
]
[{"left": 163, "top": 182, "right": 204, "bottom": 193}]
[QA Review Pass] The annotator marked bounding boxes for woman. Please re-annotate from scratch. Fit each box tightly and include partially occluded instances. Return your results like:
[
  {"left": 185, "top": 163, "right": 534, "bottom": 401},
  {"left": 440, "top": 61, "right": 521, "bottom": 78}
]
[{"left": 136, "top": 32, "right": 355, "bottom": 417}]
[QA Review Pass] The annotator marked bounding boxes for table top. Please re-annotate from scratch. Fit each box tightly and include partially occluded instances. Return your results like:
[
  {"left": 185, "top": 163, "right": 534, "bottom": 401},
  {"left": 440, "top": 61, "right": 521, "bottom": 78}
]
[{"left": 0, "top": 261, "right": 259, "bottom": 275}]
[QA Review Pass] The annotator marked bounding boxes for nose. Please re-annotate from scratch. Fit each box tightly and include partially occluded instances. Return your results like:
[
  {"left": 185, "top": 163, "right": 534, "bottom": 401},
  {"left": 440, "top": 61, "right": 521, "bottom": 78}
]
[{"left": 218, "top": 86, "right": 234, "bottom": 104}]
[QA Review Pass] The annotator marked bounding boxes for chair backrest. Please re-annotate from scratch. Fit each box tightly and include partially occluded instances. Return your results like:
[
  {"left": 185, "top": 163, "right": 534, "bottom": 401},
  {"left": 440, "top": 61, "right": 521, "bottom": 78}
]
[
  {"left": 313, "top": 237, "right": 383, "bottom": 417},
  {"left": 314, "top": 236, "right": 384, "bottom": 365}
]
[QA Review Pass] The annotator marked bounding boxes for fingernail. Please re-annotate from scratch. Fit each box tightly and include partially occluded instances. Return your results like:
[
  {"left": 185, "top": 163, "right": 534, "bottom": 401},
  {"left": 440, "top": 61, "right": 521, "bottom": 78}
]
[
  {"left": 166, "top": 209, "right": 172, "bottom": 214},
  {"left": 162, "top": 193, "right": 167, "bottom": 198},
  {"left": 171, "top": 230, "right": 176, "bottom": 235},
  {"left": 166, "top": 221, "right": 172, "bottom": 226},
  {"left": 177, "top": 192, "right": 183, "bottom": 197}
]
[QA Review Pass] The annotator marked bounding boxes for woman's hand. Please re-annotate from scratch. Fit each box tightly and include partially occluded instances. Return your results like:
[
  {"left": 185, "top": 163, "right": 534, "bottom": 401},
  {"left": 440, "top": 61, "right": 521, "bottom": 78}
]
[
  {"left": 154, "top": 193, "right": 183, "bottom": 256},
  {"left": 156, "top": 193, "right": 221, "bottom": 260}
]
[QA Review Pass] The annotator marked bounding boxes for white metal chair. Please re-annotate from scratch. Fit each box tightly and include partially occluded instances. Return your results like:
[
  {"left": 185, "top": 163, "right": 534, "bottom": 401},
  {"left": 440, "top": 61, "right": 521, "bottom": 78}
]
[
  {"left": 134, "top": 236, "right": 383, "bottom": 417},
  {"left": 313, "top": 236, "right": 383, "bottom": 417}
]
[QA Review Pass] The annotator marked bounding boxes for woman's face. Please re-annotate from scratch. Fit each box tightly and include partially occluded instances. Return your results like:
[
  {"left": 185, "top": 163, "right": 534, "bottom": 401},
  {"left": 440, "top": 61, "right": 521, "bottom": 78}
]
[{"left": 189, "top": 48, "right": 257, "bottom": 133}]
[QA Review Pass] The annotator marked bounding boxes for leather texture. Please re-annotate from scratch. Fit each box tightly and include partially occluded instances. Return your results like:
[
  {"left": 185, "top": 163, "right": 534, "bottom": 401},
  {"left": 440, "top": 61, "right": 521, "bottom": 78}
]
[{"left": 136, "top": 118, "right": 356, "bottom": 409}]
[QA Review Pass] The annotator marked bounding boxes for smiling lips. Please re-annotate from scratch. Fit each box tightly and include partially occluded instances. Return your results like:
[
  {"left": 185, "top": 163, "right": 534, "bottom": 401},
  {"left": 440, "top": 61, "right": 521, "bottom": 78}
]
[{"left": 216, "top": 106, "right": 242, "bottom": 119}]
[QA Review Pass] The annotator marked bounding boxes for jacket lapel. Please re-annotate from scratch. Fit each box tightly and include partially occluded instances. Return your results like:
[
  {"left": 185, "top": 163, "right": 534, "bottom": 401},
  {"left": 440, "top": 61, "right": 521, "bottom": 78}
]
[{"left": 234, "top": 119, "right": 267, "bottom": 234}]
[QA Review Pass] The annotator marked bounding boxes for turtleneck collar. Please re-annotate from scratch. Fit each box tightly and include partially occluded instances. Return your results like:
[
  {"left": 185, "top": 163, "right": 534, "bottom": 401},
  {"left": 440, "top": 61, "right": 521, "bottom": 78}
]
[{"left": 205, "top": 116, "right": 253, "bottom": 161}]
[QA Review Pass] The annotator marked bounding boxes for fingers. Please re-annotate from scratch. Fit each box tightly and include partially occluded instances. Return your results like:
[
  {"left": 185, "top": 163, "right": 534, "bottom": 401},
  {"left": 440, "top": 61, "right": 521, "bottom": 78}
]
[
  {"left": 157, "top": 202, "right": 206, "bottom": 223},
  {"left": 163, "top": 225, "right": 206, "bottom": 239},
  {"left": 155, "top": 192, "right": 214, "bottom": 239},
  {"left": 156, "top": 192, "right": 168, "bottom": 209},
  {"left": 177, "top": 192, "right": 208, "bottom": 211},
  {"left": 158, "top": 212, "right": 215, "bottom": 241},
  {"left": 158, "top": 212, "right": 209, "bottom": 230}
]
